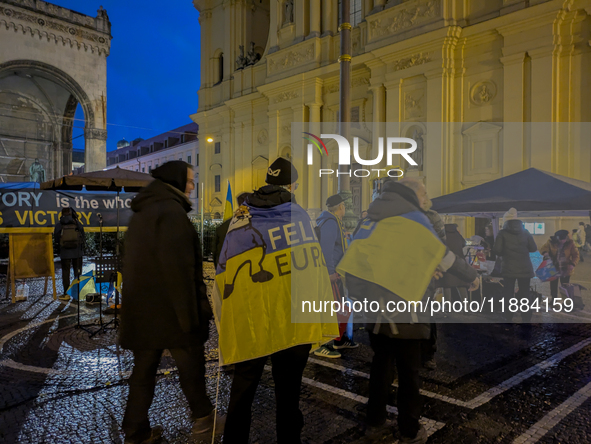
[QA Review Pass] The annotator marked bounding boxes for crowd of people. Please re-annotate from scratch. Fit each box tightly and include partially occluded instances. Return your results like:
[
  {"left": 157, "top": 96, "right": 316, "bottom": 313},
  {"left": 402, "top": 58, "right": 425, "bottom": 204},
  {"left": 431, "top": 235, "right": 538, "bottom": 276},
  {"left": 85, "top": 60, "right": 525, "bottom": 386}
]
[{"left": 49, "top": 157, "right": 587, "bottom": 444}]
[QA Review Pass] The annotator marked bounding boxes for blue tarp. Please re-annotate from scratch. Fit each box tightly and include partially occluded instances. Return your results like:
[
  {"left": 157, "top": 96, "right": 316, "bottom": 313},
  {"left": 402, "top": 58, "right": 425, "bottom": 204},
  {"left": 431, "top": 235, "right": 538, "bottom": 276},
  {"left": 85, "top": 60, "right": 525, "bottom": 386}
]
[{"left": 431, "top": 168, "right": 591, "bottom": 217}]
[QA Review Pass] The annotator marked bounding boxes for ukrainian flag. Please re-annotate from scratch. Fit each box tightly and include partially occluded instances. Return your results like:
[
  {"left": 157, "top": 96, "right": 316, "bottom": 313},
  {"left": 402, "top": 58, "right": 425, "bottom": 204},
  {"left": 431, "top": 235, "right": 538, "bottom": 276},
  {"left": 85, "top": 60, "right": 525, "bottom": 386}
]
[
  {"left": 213, "top": 202, "right": 339, "bottom": 365},
  {"left": 337, "top": 211, "right": 446, "bottom": 302},
  {"left": 223, "top": 181, "right": 233, "bottom": 222}
]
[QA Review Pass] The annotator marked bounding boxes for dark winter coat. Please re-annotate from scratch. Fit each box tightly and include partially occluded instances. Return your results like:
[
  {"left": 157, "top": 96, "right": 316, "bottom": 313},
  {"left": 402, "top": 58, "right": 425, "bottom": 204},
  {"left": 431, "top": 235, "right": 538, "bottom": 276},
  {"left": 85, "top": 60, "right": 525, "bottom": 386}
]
[
  {"left": 316, "top": 211, "right": 346, "bottom": 275},
  {"left": 439, "top": 224, "right": 469, "bottom": 289},
  {"left": 345, "top": 182, "right": 477, "bottom": 339},
  {"left": 492, "top": 219, "right": 538, "bottom": 279},
  {"left": 120, "top": 175, "right": 211, "bottom": 350},
  {"left": 53, "top": 213, "right": 85, "bottom": 260}
]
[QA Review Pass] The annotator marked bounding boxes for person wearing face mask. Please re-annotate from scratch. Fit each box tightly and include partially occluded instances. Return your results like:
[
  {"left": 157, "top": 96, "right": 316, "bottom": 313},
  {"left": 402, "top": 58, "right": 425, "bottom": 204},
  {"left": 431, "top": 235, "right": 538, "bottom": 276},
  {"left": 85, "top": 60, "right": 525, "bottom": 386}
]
[{"left": 120, "top": 161, "right": 223, "bottom": 444}]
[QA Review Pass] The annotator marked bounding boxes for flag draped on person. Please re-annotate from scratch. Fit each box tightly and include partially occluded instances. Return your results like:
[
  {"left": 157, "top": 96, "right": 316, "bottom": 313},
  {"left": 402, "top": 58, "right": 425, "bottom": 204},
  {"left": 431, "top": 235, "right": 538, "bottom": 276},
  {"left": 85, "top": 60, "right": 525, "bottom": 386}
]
[
  {"left": 337, "top": 211, "right": 446, "bottom": 303},
  {"left": 213, "top": 202, "right": 339, "bottom": 365},
  {"left": 223, "top": 181, "right": 233, "bottom": 222}
]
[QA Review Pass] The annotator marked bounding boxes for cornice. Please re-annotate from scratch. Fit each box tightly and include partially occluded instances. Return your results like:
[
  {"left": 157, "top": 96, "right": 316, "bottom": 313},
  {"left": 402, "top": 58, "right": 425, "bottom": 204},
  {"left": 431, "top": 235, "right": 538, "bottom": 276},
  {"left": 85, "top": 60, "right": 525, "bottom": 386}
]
[{"left": 0, "top": 2, "right": 111, "bottom": 56}]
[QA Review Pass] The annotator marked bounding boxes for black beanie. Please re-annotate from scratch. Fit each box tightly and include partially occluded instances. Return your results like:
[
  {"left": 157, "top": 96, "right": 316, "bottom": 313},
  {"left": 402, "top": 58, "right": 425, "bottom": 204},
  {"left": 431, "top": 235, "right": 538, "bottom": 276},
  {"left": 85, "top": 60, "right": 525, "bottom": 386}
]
[
  {"left": 266, "top": 157, "right": 298, "bottom": 185},
  {"left": 554, "top": 229, "right": 569, "bottom": 241},
  {"left": 152, "top": 161, "right": 190, "bottom": 193}
]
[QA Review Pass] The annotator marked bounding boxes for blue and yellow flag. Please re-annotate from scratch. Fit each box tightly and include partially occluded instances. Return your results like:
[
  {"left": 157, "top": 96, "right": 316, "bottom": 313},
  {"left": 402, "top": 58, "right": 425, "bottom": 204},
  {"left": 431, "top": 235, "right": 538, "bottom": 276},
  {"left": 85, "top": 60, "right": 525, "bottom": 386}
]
[
  {"left": 337, "top": 211, "right": 446, "bottom": 302},
  {"left": 223, "top": 181, "right": 233, "bottom": 222},
  {"left": 213, "top": 202, "right": 339, "bottom": 365}
]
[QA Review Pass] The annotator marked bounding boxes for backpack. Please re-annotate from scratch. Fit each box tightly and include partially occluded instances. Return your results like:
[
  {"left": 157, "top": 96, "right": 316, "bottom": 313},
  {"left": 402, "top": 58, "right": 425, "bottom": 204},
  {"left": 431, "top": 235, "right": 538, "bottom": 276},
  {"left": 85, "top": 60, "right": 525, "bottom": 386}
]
[
  {"left": 314, "top": 223, "right": 323, "bottom": 242},
  {"left": 314, "top": 219, "right": 329, "bottom": 242},
  {"left": 60, "top": 222, "right": 81, "bottom": 250}
]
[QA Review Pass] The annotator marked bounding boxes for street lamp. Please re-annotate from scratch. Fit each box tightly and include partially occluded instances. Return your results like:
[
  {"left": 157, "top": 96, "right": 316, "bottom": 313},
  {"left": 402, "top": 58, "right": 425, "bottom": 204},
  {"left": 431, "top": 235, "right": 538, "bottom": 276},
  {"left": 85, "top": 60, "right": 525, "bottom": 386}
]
[{"left": 206, "top": 137, "right": 214, "bottom": 143}]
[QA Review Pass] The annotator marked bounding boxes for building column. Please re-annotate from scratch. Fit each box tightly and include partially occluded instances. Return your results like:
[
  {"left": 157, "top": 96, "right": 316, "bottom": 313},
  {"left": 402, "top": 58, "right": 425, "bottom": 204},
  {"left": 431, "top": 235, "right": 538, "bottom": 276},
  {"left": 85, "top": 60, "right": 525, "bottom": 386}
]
[
  {"left": 529, "top": 46, "right": 554, "bottom": 172},
  {"left": 500, "top": 52, "right": 526, "bottom": 176},
  {"left": 84, "top": 128, "right": 107, "bottom": 172},
  {"left": 268, "top": 0, "right": 279, "bottom": 52},
  {"left": 364, "top": 0, "right": 374, "bottom": 17},
  {"left": 294, "top": 0, "right": 308, "bottom": 43},
  {"left": 384, "top": 78, "right": 402, "bottom": 171},
  {"left": 371, "top": 0, "right": 386, "bottom": 14},
  {"left": 308, "top": 0, "right": 321, "bottom": 39},
  {"left": 267, "top": 109, "right": 280, "bottom": 165},
  {"left": 307, "top": 102, "right": 322, "bottom": 217},
  {"left": 322, "top": 0, "right": 335, "bottom": 36},
  {"left": 292, "top": 105, "right": 307, "bottom": 208},
  {"left": 425, "top": 68, "right": 451, "bottom": 198}
]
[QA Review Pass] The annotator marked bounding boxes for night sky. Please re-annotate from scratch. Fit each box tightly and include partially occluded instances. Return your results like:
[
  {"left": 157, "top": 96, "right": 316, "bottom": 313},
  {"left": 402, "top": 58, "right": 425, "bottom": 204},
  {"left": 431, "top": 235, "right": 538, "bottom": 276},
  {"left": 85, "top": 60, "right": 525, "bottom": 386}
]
[{"left": 52, "top": 1, "right": 201, "bottom": 152}]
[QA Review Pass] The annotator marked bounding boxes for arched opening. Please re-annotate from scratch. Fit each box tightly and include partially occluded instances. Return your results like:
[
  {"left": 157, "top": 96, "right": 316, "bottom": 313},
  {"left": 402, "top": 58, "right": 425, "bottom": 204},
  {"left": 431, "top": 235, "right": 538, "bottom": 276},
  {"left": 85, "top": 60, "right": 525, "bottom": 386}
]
[
  {"left": 0, "top": 60, "right": 95, "bottom": 182},
  {"left": 247, "top": 0, "right": 270, "bottom": 61},
  {"left": 213, "top": 49, "right": 224, "bottom": 85},
  {"left": 280, "top": 145, "right": 292, "bottom": 161}
]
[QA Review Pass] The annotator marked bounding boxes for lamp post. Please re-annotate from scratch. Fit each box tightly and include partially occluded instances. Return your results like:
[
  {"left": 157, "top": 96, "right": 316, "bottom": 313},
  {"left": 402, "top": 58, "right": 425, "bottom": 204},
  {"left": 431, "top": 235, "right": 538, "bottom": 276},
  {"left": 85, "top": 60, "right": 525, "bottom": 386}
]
[{"left": 338, "top": 0, "right": 357, "bottom": 230}]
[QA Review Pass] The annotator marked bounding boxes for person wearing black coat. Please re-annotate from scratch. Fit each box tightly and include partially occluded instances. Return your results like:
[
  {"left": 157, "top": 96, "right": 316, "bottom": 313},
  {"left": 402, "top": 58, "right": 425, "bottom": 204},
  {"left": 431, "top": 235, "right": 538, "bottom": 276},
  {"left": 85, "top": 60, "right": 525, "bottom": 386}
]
[
  {"left": 345, "top": 181, "right": 478, "bottom": 444},
  {"left": 120, "top": 161, "right": 221, "bottom": 444},
  {"left": 492, "top": 208, "right": 538, "bottom": 322},
  {"left": 53, "top": 208, "right": 85, "bottom": 300},
  {"left": 439, "top": 224, "right": 470, "bottom": 302}
]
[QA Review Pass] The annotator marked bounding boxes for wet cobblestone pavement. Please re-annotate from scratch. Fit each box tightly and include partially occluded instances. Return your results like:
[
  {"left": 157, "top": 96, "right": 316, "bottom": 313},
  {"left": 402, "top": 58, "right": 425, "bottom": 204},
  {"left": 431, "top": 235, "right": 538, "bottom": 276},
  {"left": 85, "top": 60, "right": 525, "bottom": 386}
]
[{"left": 1, "top": 259, "right": 591, "bottom": 443}]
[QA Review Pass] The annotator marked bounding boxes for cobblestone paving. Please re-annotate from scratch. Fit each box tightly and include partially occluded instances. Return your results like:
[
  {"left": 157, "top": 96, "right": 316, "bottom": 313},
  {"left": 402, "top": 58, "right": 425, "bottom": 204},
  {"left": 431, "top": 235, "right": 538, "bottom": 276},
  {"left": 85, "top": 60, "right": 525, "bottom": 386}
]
[{"left": 1, "top": 258, "right": 591, "bottom": 443}]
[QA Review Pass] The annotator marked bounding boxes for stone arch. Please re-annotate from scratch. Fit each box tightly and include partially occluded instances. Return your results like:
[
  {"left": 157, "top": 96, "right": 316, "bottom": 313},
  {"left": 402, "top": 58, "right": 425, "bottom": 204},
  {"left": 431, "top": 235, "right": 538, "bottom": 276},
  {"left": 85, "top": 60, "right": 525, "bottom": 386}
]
[
  {"left": 0, "top": 60, "right": 96, "bottom": 127},
  {"left": 0, "top": 60, "right": 98, "bottom": 180}
]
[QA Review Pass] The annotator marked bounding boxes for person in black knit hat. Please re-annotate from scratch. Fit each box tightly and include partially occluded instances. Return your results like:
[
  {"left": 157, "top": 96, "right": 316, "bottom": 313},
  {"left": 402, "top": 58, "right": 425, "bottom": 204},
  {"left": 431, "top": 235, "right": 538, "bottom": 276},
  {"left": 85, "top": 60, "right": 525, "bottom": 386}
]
[{"left": 222, "top": 157, "right": 315, "bottom": 444}]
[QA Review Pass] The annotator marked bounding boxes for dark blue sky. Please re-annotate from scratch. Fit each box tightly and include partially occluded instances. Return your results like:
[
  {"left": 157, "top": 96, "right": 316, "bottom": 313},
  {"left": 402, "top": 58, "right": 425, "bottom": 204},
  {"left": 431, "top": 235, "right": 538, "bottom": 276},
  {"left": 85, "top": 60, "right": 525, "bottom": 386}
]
[{"left": 55, "top": 1, "right": 201, "bottom": 152}]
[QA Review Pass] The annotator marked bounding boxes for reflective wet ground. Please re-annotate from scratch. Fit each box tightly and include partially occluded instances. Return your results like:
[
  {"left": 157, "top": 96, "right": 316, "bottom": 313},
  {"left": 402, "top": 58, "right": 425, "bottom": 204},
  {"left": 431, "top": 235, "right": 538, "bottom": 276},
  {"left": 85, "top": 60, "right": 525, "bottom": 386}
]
[{"left": 1, "top": 259, "right": 591, "bottom": 444}]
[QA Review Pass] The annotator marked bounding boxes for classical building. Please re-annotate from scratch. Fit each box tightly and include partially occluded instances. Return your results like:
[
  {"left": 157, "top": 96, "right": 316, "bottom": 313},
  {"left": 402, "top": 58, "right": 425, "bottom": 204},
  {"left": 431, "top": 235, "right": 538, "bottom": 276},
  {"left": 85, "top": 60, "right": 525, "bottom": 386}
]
[
  {"left": 0, "top": 0, "right": 111, "bottom": 182},
  {"left": 105, "top": 122, "right": 201, "bottom": 213},
  {"left": 191, "top": 0, "right": 591, "bottom": 234}
]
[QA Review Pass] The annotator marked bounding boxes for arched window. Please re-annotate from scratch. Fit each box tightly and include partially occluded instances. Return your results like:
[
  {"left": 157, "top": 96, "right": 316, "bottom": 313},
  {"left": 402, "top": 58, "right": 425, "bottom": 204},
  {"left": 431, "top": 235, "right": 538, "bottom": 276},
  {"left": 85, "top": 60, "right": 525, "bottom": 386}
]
[{"left": 213, "top": 49, "right": 224, "bottom": 85}]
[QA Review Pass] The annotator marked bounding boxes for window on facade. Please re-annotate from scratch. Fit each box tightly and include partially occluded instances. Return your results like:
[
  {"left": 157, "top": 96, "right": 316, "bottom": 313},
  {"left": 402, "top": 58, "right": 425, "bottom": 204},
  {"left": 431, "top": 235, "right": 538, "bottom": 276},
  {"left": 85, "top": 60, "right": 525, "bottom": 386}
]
[
  {"left": 214, "top": 51, "right": 224, "bottom": 85},
  {"left": 196, "top": 154, "right": 199, "bottom": 166},
  {"left": 188, "top": 155, "right": 192, "bottom": 165},
  {"left": 338, "top": 0, "right": 362, "bottom": 27},
  {"left": 215, "top": 175, "right": 221, "bottom": 192},
  {"left": 148, "top": 166, "right": 152, "bottom": 173},
  {"left": 142, "top": 167, "right": 145, "bottom": 173},
  {"left": 215, "top": 142, "right": 221, "bottom": 154},
  {"left": 164, "top": 140, "right": 168, "bottom": 148}
]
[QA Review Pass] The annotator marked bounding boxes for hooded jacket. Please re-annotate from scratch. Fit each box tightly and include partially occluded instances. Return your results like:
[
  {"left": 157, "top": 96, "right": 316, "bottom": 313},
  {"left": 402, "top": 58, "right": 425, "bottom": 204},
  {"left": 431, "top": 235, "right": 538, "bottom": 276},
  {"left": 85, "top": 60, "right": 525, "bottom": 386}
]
[
  {"left": 244, "top": 184, "right": 294, "bottom": 208},
  {"left": 345, "top": 182, "right": 477, "bottom": 339},
  {"left": 492, "top": 219, "right": 538, "bottom": 279},
  {"left": 316, "top": 211, "right": 346, "bottom": 275},
  {"left": 120, "top": 163, "right": 211, "bottom": 350},
  {"left": 439, "top": 224, "right": 469, "bottom": 289},
  {"left": 53, "top": 212, "right": 85, "bottom": 260}
]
